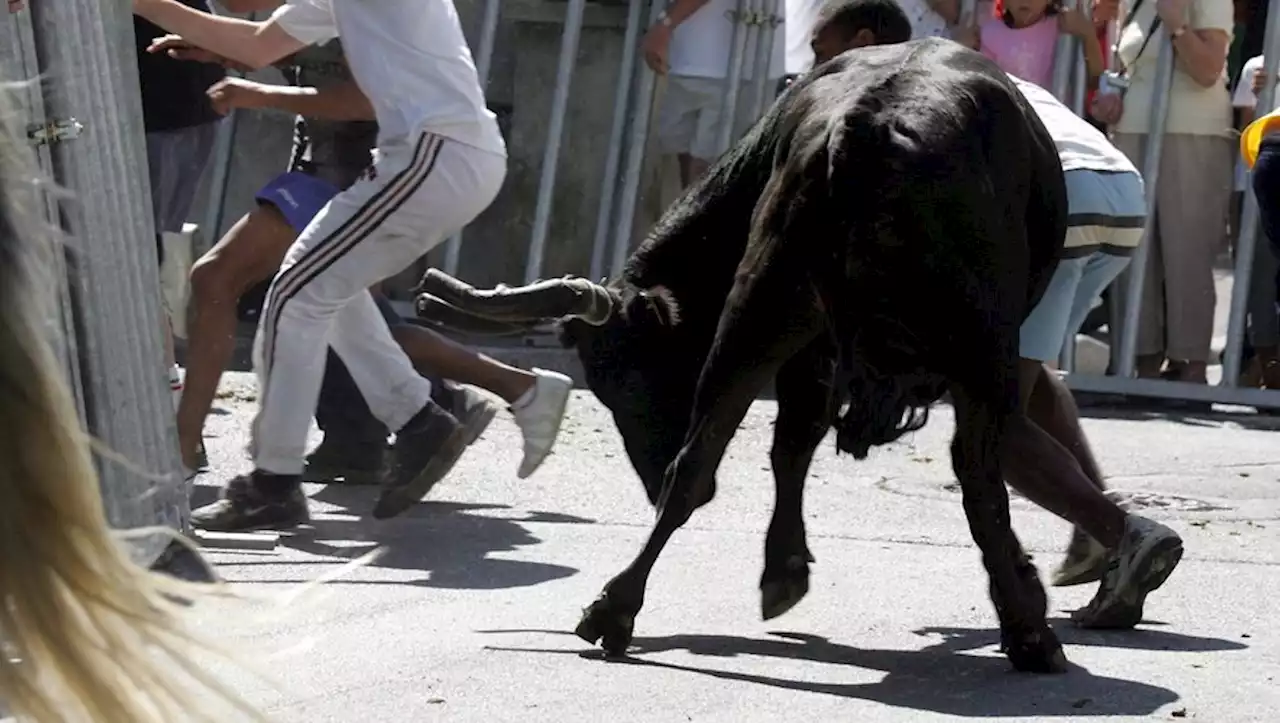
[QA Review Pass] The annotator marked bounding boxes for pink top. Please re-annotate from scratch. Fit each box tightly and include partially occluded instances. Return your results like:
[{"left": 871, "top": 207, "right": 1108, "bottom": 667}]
[{"left": 979, "top": 16, "right": 1059, "bottom": 89}]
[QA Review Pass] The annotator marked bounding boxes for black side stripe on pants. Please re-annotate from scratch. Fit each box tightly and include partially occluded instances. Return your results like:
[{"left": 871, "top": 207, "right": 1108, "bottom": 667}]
[{"left": 259, "top": 132, "right": 445, "bottom": 404}]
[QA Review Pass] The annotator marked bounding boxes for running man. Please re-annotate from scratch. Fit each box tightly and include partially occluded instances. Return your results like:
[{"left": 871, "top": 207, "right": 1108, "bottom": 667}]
[
  {"left": 810, "top": 0, "right": 1183, "bottom": 629},
  {"left": 153, "top": 29, "right": 500, "bottom": 489},
  {"left": 133, "top": 0, "right": 573, "bottom": 530}
]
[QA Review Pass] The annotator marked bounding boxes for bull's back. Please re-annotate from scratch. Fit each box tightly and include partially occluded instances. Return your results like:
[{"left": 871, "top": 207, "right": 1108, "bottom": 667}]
[{"left": 784, "top": 40, "right": 1066, "bottom": 367}]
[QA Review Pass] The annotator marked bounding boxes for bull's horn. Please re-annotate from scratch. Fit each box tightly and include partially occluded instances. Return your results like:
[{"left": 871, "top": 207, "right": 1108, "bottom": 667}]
[
  {"left": 419, "top": 269, "right": 613, "bottom": 325},
  {"left": 413, "top": 293, "right": 544, "bottom": 336}
]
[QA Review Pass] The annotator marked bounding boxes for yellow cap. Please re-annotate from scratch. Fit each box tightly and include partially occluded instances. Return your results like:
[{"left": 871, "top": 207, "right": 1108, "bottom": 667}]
[{"left": 1241, "top": 108, "right": 1280, "bottom": 169}]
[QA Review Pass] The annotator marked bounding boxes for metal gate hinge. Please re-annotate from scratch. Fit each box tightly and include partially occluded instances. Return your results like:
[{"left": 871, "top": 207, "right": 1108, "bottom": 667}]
[{"left": 27, "top": 117, "right": 84, "bottom": 147}]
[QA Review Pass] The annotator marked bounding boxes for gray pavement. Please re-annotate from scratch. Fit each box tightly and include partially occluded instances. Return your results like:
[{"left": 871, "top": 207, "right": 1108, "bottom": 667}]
[{"left": 185, "top": 373, "right": 1279, "bottom": 722}]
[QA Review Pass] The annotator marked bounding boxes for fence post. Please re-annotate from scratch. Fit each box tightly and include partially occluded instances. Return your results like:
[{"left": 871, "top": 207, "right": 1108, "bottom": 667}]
[
  {"left": 27, "top": 0, "right": 189, "bottom": 566},
  {"left": 1113, "top": 32, "right": 1175, "bottom": 378},
  {"left": 590, "top": 0, "right": 646, "bottom": 281},
  {"left": 714, "top": 0, "right": 753, "bottom": 156},
  {"left": 524, "top": 0, "right": 589, "bottom": 284},
  {"left": 1220, "top": 0, "right": 1280, "bottom": 387},
  {"left": 443, "top": 0, "right": 503, "bottom": 277},
  {"left": 746, "top": 0, "right": 782, "bottom": 122},
  {"left": 608, "top": 0, "right": 669, "bottom": 278}
]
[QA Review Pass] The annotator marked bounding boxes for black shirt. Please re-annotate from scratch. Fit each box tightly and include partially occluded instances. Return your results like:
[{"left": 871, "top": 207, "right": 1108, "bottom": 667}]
[{"left": 134, "top": 0, "right": 226, "bottom": 133}]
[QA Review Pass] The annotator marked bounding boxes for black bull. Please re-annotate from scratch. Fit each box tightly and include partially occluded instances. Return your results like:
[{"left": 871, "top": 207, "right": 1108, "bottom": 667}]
[{"left": 416, "top": 39, "right": 1070, "bottom": 673}]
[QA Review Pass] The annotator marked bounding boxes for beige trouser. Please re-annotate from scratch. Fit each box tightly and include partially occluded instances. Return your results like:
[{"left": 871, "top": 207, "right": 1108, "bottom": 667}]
[{"left": 1113, "top": 132, "right": 1232, "bottom": 363}]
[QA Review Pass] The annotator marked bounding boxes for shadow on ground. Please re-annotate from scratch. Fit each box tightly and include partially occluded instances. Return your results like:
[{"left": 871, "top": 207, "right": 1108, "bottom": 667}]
[
  {"left": 198, "top": 483, "right": 590, "bottom": 590},
  {"left": 477, "top": 623, "right": 1248, "bottom": 717}
]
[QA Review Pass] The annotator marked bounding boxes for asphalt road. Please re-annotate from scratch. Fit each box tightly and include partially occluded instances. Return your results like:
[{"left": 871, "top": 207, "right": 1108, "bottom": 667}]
[{"left": 183, "top": 373, "right": 1279, "bottom": 722}]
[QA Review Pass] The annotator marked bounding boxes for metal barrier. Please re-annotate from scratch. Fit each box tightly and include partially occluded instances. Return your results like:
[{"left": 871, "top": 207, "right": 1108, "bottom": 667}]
[
  {"left": 1062, "top": 0, "right": 1280, "bottom": 410},
  {"left": 5, "top": 0, "right": 190, "bottom": 566}
]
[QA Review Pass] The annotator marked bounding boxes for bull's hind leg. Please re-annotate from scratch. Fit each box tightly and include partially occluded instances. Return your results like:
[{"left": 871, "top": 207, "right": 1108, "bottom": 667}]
[
  {"left": 576, "top": 237, "right": 825, "bottom": 656},
  {"left": 950, "top": 385, "right": 1066, "bottom": 673},
  {"left": 761, "top": 338, "right": 838, "bottom": 620}
]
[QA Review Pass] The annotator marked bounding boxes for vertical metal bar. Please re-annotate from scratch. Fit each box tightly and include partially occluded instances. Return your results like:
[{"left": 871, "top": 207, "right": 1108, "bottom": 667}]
[
  {"left": 714, "top": 0, "right": 753, "bottom": 156},
  {"left": 524, "top": 0, "right": 589, "bottom": 284},
  {"left": 30, "top": 0, "right": 189, "bottom": 566},
  {"left": 1115, "top": 33, "right": 1176, "bottom": 378},
  {"left": 589, "top": 0, "right": 645, "bottom": 281},
  {"left": 1221, "top": 0, "right": 1280, "bottom": 387},
  {"left": 608, "top": 0, "right": 669, "bottom": 278},
  {"left": 959, "top": 0, "right": 977, "bottom": 26},
  {"left": 443, "top": 0, "right": 502, "bottom": 277},
  {"left": 1050, "top": 17, "right": 1077, "bottom": 102},
  {"left": 746, "top": 0, "right": 781, "bottom": 122},
  {"left": 197, "top": 4, "right": 247, "bottom": 254}
]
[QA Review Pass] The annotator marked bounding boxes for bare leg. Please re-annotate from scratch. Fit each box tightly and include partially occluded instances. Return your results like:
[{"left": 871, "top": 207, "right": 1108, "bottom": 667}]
[
  {"left": 177, "top": 206, "right": 296, "bottom": 469},
  {"left": 677, "top": 152, "right": 712, "bottom": 189},
  {"left": 1026, "top": 364, "right": 1106, "bottom": 491},
  {"left": 389, "top": 324, "right": 534, "bottom": 404},
  {"left": 1002, "top": 358, "right": 1126, "bottom": 549}
]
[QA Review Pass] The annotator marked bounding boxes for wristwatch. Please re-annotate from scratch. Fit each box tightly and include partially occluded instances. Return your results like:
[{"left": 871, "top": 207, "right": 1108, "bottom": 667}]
[
  {"left": 657, "top": 10, "right": 673, "bottom": 28},
  {"left": 1170, "top": 25, "right": 1187, "bottom": 40}
]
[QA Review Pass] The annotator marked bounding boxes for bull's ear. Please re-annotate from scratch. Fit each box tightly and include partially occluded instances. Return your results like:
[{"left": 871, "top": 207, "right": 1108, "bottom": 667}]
[{"left": 641, "top": 285, "right": 682, "bottom": 327}]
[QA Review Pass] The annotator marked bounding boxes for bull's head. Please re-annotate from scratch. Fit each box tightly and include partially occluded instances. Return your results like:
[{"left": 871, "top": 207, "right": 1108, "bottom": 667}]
[{"left": 416, "top": 270, "right": 699, "bottom": 504}]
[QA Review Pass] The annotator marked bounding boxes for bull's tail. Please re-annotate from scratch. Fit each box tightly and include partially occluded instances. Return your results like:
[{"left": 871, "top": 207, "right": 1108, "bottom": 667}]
[{"left": 815, "top": 103, "right": 947, "bottom": 459}]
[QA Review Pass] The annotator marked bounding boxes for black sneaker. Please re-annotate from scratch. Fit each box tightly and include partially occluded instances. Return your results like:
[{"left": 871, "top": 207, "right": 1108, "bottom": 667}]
[
  {"left": 191, "top": 472, "right": 310, "bottom": 532},
  {"left": 302, "top": 438, "right": 386, "bottom": 485},
  {"left": 372, "top": 402, "right": 470, "bottom": 520}
]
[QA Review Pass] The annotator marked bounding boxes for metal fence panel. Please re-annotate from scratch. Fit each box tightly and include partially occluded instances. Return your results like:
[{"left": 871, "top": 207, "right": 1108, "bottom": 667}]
[{"left": 21, "top": 0, "right": 189, "bottom": 566}]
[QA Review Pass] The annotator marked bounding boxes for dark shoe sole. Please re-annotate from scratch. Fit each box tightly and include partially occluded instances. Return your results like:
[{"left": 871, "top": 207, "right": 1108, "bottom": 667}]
[
  {"left": 302, "top": 465, "right": 383, "bottom": 485},
  {"left": 1074, "top": 536, "right": 1183, "bottom": 629},
  {"left": 372, "top": 424, "right": 471, "bottom": 520},
  {"left": 459, "top": 400, "right": 498, "bottom": 446}
]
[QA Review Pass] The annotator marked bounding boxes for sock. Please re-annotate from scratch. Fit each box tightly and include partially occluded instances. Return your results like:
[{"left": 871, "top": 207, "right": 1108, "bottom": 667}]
[{"left": 253, "top": 470, "right": 301, "bottom": 496}]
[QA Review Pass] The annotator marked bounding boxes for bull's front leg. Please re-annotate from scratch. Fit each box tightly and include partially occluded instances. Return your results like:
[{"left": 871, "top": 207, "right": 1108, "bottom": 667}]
[
  {"left": 950, "top": 386, "right": 1066, "bottom": 674},
  {"left": 577, "top": 243, "right": 825, "bottom": 656},
  {"left": 760, "top": 340, "right": 838, "bottom": 620}
]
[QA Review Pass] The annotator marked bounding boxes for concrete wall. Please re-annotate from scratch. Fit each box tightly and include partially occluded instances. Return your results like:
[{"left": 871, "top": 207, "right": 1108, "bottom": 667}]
[{"left": 189, "top": 0, "right": 677, "bottom": 300}]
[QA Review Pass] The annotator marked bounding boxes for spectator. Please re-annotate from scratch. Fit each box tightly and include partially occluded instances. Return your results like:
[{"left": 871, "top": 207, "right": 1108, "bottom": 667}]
[
  {"left": 956, "top": 0, "right": 1103, "bottom": 92},
  {"left": 134, "top": 0, "right": 225, "bottom": 405},
  {"left": 642, "top": 0, "right": 786, "bottom": 189},
  {"left": 1085, "top": 0, "right": 1121, "bottom": 131},
  {"left": 1232, "top": 53, "right": 1280, "bottom": 388},
  {"left": 1090, "top": 0, "right": 1233, "bottom": 385}
]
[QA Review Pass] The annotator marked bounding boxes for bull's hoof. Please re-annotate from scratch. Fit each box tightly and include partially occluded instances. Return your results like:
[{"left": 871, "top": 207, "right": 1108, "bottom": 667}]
[
  {"left": 1003, "top": 625, "right": 1068, "bottom": 674},
  {"left": 760, "top": 556, "right": 811, "bottom": 621},
  {"left": 575, "top": 596, "right": 635, "bottom": 657}
]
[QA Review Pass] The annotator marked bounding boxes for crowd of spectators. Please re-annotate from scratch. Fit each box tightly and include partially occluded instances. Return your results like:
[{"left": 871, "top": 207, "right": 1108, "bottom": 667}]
[{"left": 132, "top": 0, "right": 1274, "bottom": 391}]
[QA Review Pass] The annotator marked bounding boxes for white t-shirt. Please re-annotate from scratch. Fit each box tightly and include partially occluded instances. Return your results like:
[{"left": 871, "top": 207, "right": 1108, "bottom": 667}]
[
  {"left": 1009, "top": 74, "right": 1140, "bottom": 175},
  {"left": 668, "top": 0, "right": 787, "bottom": 81},
  {"left": 1113, "top": 0, "right": 1234, "bottom": 137},
  {"left": 271, "top": 0, "right": 505, "bottom": 156},
  {"left": 784, "top": 0, "right": 823, "bottom": 74}
]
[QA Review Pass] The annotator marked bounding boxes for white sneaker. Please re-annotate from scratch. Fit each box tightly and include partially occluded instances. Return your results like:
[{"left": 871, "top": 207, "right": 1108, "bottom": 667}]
[
  {"left": 510, "top": 368, "right": 573, "bottom": 479},
  {"left": 169, "top": 365, "right": 184, "bottom": 411}
]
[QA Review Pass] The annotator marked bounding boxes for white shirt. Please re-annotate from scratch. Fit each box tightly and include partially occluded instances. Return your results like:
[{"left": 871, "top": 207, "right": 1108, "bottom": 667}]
[
  {"left": 668, "top": 0, "right": 787, "bottom": 81},
  {"left": 271, "top": 0, "right": 505, "bottom": 156},
  {"left": 1232, "top": 55, "right": 1270, "bottom": 191},
  {"left": 1009, "top": 74, "right": 1139, "bottom": 175},
  {"left": 784, "top": 0, "right": 823, "bottom": 74}
]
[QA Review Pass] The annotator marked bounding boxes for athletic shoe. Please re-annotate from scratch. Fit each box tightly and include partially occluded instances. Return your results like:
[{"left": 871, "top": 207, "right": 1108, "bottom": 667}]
[
  {"left": 302, "top": 438, "right": 386, "bottom": 486},
  {"left": 1072, "top": 515, "right": 1183, "bottom": 629},
  {"left": 511, "top": 368, "right": 573, "bottom": 479},
  {"left": 191, "top": 472, "right": 310, "bottom": 532},
  {"left": 1051, "top": 527, "right": 1110, "bottom": 587},
  {"left": 372, "top": 402, "right": 469, "bottom": 520}
]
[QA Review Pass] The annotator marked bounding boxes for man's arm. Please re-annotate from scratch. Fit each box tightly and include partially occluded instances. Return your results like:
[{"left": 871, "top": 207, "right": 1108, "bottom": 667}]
[
  {"left": 133, "top": 0, "right": 308, "bottom": 70},
  {"left": 207, "top": 76, "right": 374, "bottom": 120}
]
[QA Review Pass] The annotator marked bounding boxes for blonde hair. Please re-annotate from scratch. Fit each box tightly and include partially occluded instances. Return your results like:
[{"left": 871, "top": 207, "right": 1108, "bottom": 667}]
[{"left": 0, "top": 86, "right": 266, "bottom": 721}]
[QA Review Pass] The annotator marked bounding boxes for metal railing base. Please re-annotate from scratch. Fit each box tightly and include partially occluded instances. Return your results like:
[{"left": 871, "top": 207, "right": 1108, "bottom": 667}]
[{"left": 1063, "top": 372, "right": 1280, "bottom": 411}]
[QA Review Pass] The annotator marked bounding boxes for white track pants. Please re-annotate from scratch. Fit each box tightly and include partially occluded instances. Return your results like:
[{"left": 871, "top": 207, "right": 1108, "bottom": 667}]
[{"left": 250, "top": 132, "right": 506, "bottom": 475}]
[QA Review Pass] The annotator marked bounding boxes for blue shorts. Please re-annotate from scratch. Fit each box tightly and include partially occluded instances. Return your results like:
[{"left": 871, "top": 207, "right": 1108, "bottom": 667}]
[
  {"left": 254, "top": 171, "right": 342, "bottom": 234},
  {"left": 1020, "top": 169, "right": 1145, "bottom": 363}
]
